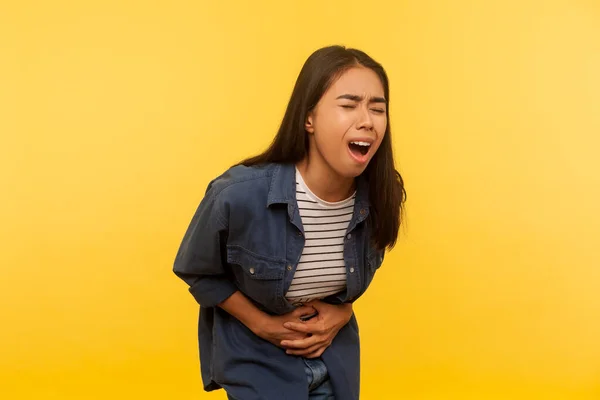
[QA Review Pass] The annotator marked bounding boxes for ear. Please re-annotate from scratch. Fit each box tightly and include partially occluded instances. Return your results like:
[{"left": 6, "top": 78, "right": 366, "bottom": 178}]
[{"left": 305, "top": 112, "right": 315, "bottom": 133}]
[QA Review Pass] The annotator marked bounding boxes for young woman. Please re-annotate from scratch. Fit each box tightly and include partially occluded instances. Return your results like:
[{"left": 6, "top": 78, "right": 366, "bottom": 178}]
[{"left": 174, "top": 45, "right": 406, "bottom": 400}]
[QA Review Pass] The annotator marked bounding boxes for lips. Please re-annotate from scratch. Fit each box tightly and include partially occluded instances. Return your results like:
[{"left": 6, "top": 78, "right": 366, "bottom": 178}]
[
  {"left": 347, "top": 139, "right": 372, "bottom": 164},
  {"left": 349, "top": 141, "right": 371, "bottom": 156}
]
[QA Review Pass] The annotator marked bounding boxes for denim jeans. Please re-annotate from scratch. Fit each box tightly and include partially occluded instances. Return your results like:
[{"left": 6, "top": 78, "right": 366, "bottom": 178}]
[
  {"left": 304, "top": 358, "right": 335, "bottom": 399},
  {"left": 226, "top": 358, "right": 334, "bottom": 399}
]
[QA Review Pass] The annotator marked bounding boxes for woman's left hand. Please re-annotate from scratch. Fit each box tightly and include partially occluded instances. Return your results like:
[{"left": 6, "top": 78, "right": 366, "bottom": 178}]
[{"left": 280, "top": 300, "right": 353, "bottom": 358}]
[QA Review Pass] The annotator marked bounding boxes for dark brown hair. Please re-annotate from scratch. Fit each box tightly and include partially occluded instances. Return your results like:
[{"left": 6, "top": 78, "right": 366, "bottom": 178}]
[{"left": 238, "top": 45, "right": 406, "bottom": 250}]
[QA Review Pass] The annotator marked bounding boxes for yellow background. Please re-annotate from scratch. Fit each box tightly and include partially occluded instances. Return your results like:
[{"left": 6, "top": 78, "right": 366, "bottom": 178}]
[{"left": 1, "top": 0, "right": 599, "bottom": 399}]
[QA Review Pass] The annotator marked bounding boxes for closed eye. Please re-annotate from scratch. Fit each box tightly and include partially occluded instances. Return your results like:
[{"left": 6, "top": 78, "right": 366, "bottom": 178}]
[
  {"left": 371, "top": 108, "right": 386, "bottom": 114},
  {"left": 341, "top": 104, "right": 356, "bottom": 109}
]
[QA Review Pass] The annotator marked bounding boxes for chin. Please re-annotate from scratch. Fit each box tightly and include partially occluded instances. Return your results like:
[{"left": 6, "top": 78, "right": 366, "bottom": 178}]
[{"left": 338, "top": 164, "right": 368, "bottom": 179}]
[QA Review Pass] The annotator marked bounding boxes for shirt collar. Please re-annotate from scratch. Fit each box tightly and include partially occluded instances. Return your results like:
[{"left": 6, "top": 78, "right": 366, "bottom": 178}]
[{"left": 267, "top": 163, "right": 370, "bottom": 210}]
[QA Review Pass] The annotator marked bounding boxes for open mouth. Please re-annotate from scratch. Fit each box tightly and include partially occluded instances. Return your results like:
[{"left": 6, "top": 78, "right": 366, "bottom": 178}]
[{"left": 348, "top": 141, "right": 371, "bottom": 157}]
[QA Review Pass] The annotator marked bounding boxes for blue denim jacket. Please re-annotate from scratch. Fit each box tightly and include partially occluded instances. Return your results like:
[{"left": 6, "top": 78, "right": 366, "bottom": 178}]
[{"left": 173, "top": 163, "right": 384, "bottom": 400}]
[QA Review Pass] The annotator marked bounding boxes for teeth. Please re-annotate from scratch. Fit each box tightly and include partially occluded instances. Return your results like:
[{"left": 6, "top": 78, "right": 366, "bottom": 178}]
[{"left": 350, "top": 141, "right": 371, "bottom": 147}]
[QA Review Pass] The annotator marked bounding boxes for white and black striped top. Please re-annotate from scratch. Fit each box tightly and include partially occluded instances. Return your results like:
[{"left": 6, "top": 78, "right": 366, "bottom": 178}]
[{"left": 285, "top": 168, "right": 356, "bottom": 304}]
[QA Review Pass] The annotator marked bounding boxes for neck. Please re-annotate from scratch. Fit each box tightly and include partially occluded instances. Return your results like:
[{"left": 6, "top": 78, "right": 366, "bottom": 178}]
[{"left": 296, "top": 157, "right": 355, "bottom": 203}]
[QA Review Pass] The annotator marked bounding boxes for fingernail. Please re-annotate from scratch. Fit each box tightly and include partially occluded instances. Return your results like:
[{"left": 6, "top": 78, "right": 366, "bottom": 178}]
[{"left": 283, "top": 323, "right": 291, "bottom": 328}]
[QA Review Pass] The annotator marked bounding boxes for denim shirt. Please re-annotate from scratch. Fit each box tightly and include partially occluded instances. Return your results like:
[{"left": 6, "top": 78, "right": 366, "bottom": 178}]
[{"left": 173, "top": 163, "right": 384, "bottom": 400}]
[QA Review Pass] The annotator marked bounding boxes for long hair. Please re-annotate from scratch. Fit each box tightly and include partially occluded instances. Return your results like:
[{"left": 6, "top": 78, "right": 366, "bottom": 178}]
[{"left": 238, "top": 45, "right": 406, "bottom": 250}]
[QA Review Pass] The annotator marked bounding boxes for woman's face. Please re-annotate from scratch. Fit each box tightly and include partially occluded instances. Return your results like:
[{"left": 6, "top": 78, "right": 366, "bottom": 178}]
[{"left": 305, "top": 66, "right": 387, "bottom": 178}]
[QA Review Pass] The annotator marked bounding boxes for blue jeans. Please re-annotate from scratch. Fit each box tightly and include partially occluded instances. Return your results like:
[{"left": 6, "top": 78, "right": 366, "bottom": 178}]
[
  {"left": 226, "top": 358, "right": 334, "bottom": 399},
  {"left": 304, "top": 358, "right": 335, "bottom": 399}
]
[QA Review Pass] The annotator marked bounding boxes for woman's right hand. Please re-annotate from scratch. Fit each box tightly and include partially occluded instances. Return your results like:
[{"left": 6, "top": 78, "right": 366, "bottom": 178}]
[{"left": 251, "top": 306, "right": 316, "bottom": 348}]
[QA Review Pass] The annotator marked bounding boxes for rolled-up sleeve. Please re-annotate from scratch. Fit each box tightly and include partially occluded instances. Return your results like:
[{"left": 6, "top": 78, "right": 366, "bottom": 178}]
[{"left": 173, "top": 188, "right": 237, "bottom": 308}]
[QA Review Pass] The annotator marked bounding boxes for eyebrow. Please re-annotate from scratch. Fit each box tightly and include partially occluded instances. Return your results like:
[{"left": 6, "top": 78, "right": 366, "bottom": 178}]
[{"left": 336, "top": 94, "right": 387, "bottom": 104}]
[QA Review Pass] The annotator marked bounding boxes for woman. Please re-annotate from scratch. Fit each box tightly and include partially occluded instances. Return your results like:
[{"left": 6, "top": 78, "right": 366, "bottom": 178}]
[{"left": 174, "top": 45, "right": 406, "bottom": 400}]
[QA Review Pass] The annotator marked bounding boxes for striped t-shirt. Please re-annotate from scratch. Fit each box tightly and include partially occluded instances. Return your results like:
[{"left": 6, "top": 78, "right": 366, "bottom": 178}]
[{"left": 285, "top": 168, "right": 356, "bottom": 305}]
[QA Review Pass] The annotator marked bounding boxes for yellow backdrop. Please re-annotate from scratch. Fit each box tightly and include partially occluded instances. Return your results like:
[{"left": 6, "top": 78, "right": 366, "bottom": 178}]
[{"left": 1, "top": 0, "right": 599, "bottom": 399}]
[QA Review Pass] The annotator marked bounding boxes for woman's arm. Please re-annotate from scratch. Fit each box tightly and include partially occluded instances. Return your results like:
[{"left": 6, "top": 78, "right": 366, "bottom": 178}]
[{"left": 219, "top": 291, "right": 317, "bottom": 348}]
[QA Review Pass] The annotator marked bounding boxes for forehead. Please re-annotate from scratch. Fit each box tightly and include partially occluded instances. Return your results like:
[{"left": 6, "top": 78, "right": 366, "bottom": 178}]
[{"left": 325, "top": 66, "right": 385, "bottom": 98}]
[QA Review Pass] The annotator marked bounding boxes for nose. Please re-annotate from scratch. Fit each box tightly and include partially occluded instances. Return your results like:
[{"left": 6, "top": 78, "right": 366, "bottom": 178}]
[{"left": 356, "top": 106, "right": 374, "bottom": 131}]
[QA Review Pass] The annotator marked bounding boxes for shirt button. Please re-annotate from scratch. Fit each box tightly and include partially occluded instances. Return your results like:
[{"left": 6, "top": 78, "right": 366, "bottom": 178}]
[
  {"left": 360, "top": 209, "right": 366, "bottom": 216},
  {"left": 249, "top": 267, "right": 255, "bottom": 274},
  {"left": 287, "top": 265, "right": 292, "bottom": 271},
  {"left": 346, "top": 233, "right": 351, "bottom": 239},
  {"left": 350, "top": 267, "right": 355, "bottom": 273},
  {"left": 297, "top": 231, "right": 302, "bottom": 237}
]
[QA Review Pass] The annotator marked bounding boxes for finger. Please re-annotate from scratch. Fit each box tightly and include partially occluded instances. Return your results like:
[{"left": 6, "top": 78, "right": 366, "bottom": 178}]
[
  {"left": 303, "top": 346, "right": 327, "bottom": 359},
  {"left": 280, "top": 335, "right": 320, "bottom": 349},
  {"left": 285, "top": 321, "right": 328, "bottom": 336},
  {"left": 285, "top": 332, "right": 309, "bottom": 341},
  {"left": 291, "top": 306, "right": 316, "bottom": 318},
  {"left": 285, "top": 342, "right": 323, "bottom": 356},
  {"left": 282, "top": 322, "right": 312, "bottom": 334},
  {"left": 284, "top": 320, "right": 327, "bottom": 334}
]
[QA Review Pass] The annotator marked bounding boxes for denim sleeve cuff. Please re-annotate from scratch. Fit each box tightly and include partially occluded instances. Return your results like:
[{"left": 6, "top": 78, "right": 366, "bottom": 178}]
[{"left": 189, "top": 276, "right": 238, "bottom": 308}]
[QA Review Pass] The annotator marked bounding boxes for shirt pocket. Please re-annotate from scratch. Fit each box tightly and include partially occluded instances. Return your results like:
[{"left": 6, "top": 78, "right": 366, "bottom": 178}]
[{"left": 226, "top": 244, "right": 285, "bottom": 310}]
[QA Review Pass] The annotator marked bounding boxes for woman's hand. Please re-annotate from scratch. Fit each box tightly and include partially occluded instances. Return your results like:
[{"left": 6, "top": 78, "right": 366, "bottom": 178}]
[
  {"left": 251, "top": 306, "right": 316, "bottom": 348},
  {"left": 280, "top": 301, "right": 353, "bottom": 358}
]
